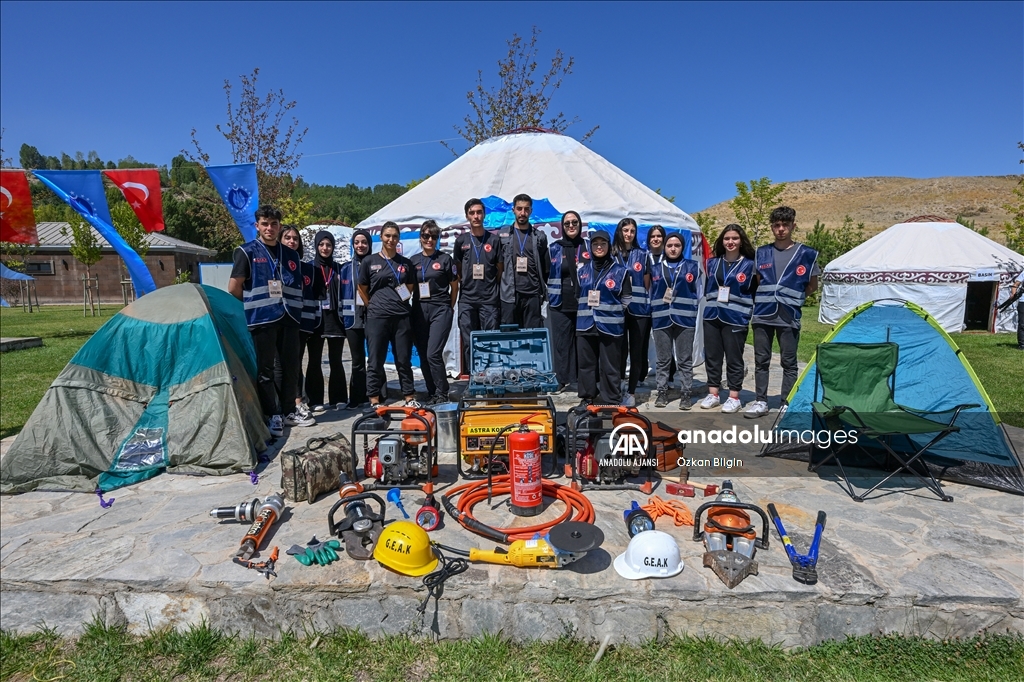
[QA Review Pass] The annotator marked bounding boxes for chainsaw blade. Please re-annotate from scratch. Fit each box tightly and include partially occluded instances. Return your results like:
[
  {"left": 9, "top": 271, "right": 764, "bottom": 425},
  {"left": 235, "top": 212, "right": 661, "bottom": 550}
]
[
  {"left": 548, "top": 522, "right": 604, "bottom": 554},
  {"left": 703, "top": 550, "right": 758, "bottom": 589}
]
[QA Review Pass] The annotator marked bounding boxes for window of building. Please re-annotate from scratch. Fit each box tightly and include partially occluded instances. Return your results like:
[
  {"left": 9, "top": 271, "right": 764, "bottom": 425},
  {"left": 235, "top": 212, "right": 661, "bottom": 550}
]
[{"left": 25, "top": 260, "right": 55, "bottom": 276}]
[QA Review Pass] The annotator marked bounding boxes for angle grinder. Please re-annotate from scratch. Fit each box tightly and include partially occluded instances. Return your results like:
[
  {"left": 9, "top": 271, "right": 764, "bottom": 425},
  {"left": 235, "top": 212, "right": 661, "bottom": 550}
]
[{"left": 461, "top": 521, "right": 605, "bottom": 568}]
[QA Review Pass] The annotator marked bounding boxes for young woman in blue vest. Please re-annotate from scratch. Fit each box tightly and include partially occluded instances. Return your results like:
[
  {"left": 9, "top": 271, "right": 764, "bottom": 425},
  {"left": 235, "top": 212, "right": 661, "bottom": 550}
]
[
  {"left": 546, "top": 210, "right": 589, "bottom": 391},
  {"left": 645, "top": 225, "right": 675, "bottom": 384},
  {"left": 228, "top": 206, "right": 311, "bottom": 437},
  {"left": 700, "top": 224, "right": 757, "bottom": 414},
  {"left": 338, "top": 229, "right": 372, "bottom": 407},
  {"left": 576, "top": 230, "right": 631, "bottom": 406},
  {"left": 745, "top": 206, "right": 820, "bottom": 418},
  {"left": 358, "top": 222, "right": 419, "bottom": 409},
  {"left": 411, "top": 220, "right": 458, "bottom": 404},
  {"left": 279, "top": 226, "right": 324, "bottom": 418},
  {"left": 302, "top": 229, "right": 350, "bottom": 412},
  {"left": 650, "top": 233, "right": 701, "bottom": 409},
  {"left": 612, "top": 218, "right": 652, "bottom": 406}
]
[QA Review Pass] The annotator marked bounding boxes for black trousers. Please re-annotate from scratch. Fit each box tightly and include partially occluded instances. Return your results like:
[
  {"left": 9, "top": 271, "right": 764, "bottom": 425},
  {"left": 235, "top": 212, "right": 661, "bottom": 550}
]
[
  {"left": 345, "top": 328, "right": 368, "bottom": 405},
  {"left": 577, "top": 332, "right": 624, "bottom": 405},
  {"left": 251, "top": 322, "right": 301, "bottom": 418},
  {"left": 753, "top": 323, "right": 800, "bottom": 403},
  {"left": 703, "top": 318, "right": 747, "bottom": 392},
  {"left": 548, "top": 305, "right": 578, "bottom": 385},
  {"left": 365, "top": 315, "right": 415, "bottom": 400},
  {"left": 622, "top": 312, "right": 652, "bottom": 393},
  {"left": 413, "top": 303, "right": 454, "bottom": 397},
  {"left": 458, "top": 300, "right": 500, "bottom": 375},
  {"left": 305, "top": 331, "right": 347, "bottom": 405},
  {"left": 501, "top": 293, "right": 544, "bottom": 329}
]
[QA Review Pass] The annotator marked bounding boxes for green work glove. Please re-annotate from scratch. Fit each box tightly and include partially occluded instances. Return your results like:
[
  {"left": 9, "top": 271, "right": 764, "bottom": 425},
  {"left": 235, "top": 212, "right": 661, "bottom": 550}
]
[
  {"left": 312, "top": 539, "right": 341, "bottom": 565},
  {"left": 286, "top": 544, "right": 314, "bottom": 566}
]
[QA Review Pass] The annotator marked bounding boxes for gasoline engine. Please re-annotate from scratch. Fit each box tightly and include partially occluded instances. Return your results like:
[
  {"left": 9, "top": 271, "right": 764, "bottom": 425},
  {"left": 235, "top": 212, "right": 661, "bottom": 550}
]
[
  {"left": 567, "top": 405, "right": 655, "bottom": 493},
  {"left": 692, "top": 480, "right": 770, "bottom": 588},
  {"left": 351, "top": 406, "right": 438, "bottom": 489}
]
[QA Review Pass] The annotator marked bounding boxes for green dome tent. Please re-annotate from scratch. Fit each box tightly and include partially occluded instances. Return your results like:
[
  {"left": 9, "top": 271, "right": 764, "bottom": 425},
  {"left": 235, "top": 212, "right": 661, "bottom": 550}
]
[
  {"left": 1, "top": 284, "right": 268, "bottom": 494},
  {"left": 762, "top": 300, "right": 1023, "bottom": 495}
]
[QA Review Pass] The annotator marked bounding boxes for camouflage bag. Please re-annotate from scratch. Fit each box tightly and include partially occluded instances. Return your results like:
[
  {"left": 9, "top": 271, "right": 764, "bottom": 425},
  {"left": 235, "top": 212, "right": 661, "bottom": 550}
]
[{"left": 280, "top": 433, "right": 355, "bottom": 504}]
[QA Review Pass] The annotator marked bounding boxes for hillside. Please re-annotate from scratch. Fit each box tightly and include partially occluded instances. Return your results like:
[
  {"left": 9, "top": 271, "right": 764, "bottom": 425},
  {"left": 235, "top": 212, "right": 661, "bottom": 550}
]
[{"left": 694, "top": 175, "right": 1019, "bottom": 240}]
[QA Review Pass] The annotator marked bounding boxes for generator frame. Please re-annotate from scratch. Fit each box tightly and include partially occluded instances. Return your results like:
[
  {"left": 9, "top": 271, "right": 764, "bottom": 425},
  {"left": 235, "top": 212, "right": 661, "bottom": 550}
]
[
  {"left": 456, "top": 395, "right": 560, "bottom": 480},
  {"left": 566, "top": 404, "right": 657, "bottom": 493},
  {"left": 350, "top": 406, "right": 438, "bottom": 491}
]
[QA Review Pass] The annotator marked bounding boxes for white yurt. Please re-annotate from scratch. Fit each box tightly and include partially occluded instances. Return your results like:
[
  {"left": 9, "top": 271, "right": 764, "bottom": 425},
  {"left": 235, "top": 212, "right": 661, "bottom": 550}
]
[{"left": 820, "top": 216, "right": 1024, "bottom": 333}]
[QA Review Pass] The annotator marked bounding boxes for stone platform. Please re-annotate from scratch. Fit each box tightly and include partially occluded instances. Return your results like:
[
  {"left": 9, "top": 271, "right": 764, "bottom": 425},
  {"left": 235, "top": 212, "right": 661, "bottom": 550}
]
[
  {"left": 2, "top": 351, "right": 1022, "bottom": 647},
  {"left": 0, "top": 336, "right": 43, "bottom": 352}
]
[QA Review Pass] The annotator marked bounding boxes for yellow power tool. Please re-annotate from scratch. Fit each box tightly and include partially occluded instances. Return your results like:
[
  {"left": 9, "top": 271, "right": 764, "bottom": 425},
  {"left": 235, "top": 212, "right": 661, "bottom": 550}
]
[{"left": 460, "top": 522, "right": 604, "bottom": 569}]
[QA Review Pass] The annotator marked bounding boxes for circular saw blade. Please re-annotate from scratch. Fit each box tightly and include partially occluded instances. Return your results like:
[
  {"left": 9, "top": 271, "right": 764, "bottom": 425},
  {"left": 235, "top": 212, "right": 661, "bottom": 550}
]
[{"left": 548, "top": 521, "right": 604, "bottom": 553}]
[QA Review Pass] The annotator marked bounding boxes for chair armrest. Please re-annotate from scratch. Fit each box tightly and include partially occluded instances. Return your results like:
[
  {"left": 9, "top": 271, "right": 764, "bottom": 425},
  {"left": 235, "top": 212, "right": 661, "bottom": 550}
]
[
  {"left": 897, "top": 403, "right": 980, "bottom": 425},
  {"left": 812, "top": 402, "right": 868, "bottom": 429}
]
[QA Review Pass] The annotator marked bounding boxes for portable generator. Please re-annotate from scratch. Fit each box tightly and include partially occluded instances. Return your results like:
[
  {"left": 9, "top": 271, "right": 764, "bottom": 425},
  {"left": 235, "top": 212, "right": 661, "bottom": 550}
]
[
  {"left": 456, "top": 396, "right": 558, "bottom": 480},
  {"left": 351, "top": 406, "right": 438, "bottom": 490},
  {"left": 566, "top": 405, "right": 656, "bottom": 493}
]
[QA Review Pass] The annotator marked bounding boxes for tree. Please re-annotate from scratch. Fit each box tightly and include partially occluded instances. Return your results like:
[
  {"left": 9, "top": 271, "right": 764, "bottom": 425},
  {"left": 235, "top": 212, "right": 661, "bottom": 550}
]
[
  {"left": 730, "top": 177, "right": 788, "bottom": 246},
  {"left": 955, "top": 214, "right": 989, "bottom": 237},
  {"left": 0, "top": 129, "right": 10, "bottom": 168},
  {"left": 61, "top": 220, "right": 102, "bottom": 315},
  {"left": 803, "top": 216, "right": 866, "bottom": 268},
  {"left": 693, "top": 211, "right": 720, "bottom": 245},
  {"left": 0, "top": 238, "right": 36, "bottom": 305},
  {"left": 110, "top": 201, "right": 150, "bottom": 258},
  {"left": 1001, "top": 141, "right": 1024, "bottom": 255},
  {"left": 188, "top": 67, "right": 307, "bottom": 206},
  {"left": 19, "top": 143, "right": 44, "bottom": 170},
  {"left": 446, "top": 26, "right": 597, "bottom": 154}
]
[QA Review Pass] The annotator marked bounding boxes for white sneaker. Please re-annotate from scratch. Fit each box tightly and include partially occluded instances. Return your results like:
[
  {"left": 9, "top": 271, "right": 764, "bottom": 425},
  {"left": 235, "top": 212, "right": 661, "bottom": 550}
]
[
  {"left": 267, "top": 414, "right": 284, "bottom": 437},
  {"left": 310, "top": 404, "right": 328, "bottom": 416},
  {"left": 721, "top": 397, "right": 742, "bottom": 414},
  {"left": 699, "top": 394, "right": 721, "bottom": 410},
  {"left": 285, "top": 404, "right": 316, "bottom": 427},
  {"left": 621, "top": 393, "right": 636, "bottom": 407},
  {"left": 404, "top": 399, "right": 422, "bottom": 409},
  {"left": 743, "top": 400, "right": 769, "bottom": 419}
]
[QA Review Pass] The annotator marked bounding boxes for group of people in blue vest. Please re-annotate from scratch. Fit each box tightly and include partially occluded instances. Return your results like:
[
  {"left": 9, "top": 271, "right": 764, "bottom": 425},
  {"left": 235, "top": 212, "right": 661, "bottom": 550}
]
[{"left": 228, "top": 200, "right": 818, "bottom": 439}]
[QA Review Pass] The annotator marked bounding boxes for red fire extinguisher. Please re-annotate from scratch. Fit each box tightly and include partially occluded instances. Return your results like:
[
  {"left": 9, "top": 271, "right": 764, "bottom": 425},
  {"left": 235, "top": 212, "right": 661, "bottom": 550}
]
[{"left": 509, "top": 421, "right": 543, "bottom": 517}]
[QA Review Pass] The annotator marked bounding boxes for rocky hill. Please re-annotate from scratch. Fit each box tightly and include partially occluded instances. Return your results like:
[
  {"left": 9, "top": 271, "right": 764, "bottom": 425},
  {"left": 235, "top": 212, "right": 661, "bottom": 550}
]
[{"left": 694, "top": 175, "right": 1019, "bottom": 241}]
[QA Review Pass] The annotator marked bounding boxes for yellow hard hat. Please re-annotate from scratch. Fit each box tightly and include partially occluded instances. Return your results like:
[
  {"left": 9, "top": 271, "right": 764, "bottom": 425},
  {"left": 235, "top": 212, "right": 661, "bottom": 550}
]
[{"left": 373, "top": 521, "right": 438, "bottom": 576}]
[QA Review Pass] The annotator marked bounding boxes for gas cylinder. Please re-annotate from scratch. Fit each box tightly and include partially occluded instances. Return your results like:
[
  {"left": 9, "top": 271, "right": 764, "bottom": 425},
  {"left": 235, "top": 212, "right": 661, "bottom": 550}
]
[{"left": 509, "top": 425, "right": 542, "bottom": 516}]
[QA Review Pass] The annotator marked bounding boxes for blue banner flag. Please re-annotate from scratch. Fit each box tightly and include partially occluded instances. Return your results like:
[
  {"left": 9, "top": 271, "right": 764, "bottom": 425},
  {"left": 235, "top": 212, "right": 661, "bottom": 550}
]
[
  {"left": 206, "top": 163, "right": 259, "bottom": 242},
  {"left": 481, "top": 195, "right": 563, "bottom": 228},
  {"left": 33, "top": 170, "right": 157, "bottom": 296}
]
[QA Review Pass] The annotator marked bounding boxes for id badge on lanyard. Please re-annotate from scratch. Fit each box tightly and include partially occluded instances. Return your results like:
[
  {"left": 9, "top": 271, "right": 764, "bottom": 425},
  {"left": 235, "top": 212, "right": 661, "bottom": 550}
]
[
  {"left": 717, "top": 287, "right": 730, "bottom": 303},
  {"left": 587, "top": 289, "right": 601, "bottom": 307},
  {"left": 516, "top": 256, "right": 529, "bottom": 273},
  {"left": 472, "top": 263, "right": 484, "bottom": 280},
  {"left": 321, "top": 298, "right": 331, "bottom": 310},
  {"left": 663, "top": 290, "right": 674, "bottom": 305},
  {"left": 419, "top": 282, "right": 431, "bottom": 299},
  {"left": 396, "top": 285, "right": 412, "bottom": 302},
  {"left": 268, "top": 280, "right": 283, "bottom": 298}
]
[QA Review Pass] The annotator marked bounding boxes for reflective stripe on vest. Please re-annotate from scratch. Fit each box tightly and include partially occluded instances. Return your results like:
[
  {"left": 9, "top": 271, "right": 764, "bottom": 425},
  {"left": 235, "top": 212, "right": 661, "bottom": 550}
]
[
  {"left": 576, "top": 261, "right": 628, "bottom": 336},
  {"left": 339, "top": 261, "right": 356, "bottom": 329},
  {"left": 703, "top": 256, "right": 755, "bottom": 327},
  {"left": 299, "top": 261, "right": 321, "bottom": 333},
  {"left": 752, "top": 243, "right": 818, "bottom": 321},
  {"left": 241, "top": 241, "right": 303, "bottom": 327},
  {"left": 617, "top": 248, "right": 650, "bottom": 316},
  {"left": 649, "top": 259, "right": 700, "bottom": 330}
]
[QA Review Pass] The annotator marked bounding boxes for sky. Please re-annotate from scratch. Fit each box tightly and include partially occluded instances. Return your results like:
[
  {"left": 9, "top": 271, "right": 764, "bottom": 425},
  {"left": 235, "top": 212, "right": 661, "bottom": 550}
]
[{"left": 1, "top": 1, "right": 1021, "bottom": 213}]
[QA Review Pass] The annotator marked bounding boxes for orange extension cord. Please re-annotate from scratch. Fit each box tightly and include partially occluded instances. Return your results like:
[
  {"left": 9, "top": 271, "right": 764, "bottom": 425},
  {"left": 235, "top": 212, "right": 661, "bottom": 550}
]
[{"left": 443, "top": 475, "right": 595, "bottom": 542}]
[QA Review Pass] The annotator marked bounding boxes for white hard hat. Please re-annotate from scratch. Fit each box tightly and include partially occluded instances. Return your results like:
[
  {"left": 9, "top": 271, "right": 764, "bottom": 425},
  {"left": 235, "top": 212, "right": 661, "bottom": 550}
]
[{"left": 613, "top": 530, "right": 684, "bottom": 580}]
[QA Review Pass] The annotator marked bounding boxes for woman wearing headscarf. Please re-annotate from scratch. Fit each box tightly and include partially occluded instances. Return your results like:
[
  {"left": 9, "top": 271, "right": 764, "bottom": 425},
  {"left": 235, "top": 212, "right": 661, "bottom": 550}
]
[
  {"left": 700, "top": 224, "right": 758, "bottom": 414},
  {"left": 546, "top": 211, "right": 589, "bottom": 390},
  {"left": 304, "top": 230, "right": 347, "bottom": 411},
  {"left": 613, "top": 218, "right": 651, "bottom": 406},
  {"left": 338, "top": 228, "right": 372, "bottom": 407},
  {"left": 277, "top": 225, "right": 317, "bottom": 426},
  {"left": 411, "top": 220, "right": 458, "bottom": 404},
  {"left": 575, "top": 230, "right": 631, "bottom": 406},
  {"left": 358, "top": 222, "right": 419, "bottom": 409},
  {"left": 649, "top": 233, "right": 701, "bottom": 409}
]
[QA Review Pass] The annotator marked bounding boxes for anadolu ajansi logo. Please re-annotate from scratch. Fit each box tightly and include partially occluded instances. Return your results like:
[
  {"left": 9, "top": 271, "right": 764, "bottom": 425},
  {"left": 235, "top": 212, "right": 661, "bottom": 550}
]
[
  {"left": 610, "top": 422, "right": 649, "bottom": 458},
  {"left": 225, "top": 185, "right": 252, "bottom": 212}
]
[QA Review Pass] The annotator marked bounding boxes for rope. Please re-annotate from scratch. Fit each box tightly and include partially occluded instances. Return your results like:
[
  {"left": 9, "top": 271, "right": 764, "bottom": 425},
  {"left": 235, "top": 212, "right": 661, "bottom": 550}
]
[{"left": 642, "top": 495, "right": 694, "bottom": 527}]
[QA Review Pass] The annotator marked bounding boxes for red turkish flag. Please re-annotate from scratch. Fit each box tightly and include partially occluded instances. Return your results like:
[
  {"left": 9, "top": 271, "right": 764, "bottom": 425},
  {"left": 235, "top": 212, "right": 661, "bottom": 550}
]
[
  {"left": 0, "top": 170, "right": 38, "bottom": 244},
  {"left": 103, "top": 168, "right": 165, "bottom": 232}
]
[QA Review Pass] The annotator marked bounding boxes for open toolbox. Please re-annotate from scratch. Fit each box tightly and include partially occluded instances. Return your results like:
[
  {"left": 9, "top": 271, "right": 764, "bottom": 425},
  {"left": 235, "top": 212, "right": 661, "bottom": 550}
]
[{"left": 466, "top": 325, "right": 559, "bottom": 397}]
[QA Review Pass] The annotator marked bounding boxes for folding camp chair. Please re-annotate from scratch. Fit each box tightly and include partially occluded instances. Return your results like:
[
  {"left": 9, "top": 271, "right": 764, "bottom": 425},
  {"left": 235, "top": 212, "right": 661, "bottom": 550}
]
[{"left": 809, "top": 342, "right": 978, "bottom": 502}]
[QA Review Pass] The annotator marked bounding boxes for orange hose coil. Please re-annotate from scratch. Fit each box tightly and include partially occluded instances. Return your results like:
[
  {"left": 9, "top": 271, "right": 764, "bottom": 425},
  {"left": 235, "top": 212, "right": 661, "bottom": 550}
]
[
  {"left": 446, "top": 475, "right": 595, "bottom": 541},
  {"left": 642, "top": 495, "right": 694, "bottom": 527}
]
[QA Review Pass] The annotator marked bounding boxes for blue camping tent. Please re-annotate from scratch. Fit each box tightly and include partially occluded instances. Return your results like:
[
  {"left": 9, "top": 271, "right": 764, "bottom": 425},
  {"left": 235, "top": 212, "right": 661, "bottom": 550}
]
[{"left": 763, "top": 300, "right": 1023, "bottom": 494}]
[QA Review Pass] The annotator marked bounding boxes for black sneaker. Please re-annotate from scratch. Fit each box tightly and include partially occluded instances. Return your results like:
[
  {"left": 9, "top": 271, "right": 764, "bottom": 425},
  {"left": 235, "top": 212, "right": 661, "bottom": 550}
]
[
  {"left": 654, "top": 392, "right": 669, "bottom": 408},
  {"left": 678, "top": 395, "right": 692, "bottom": 411}
]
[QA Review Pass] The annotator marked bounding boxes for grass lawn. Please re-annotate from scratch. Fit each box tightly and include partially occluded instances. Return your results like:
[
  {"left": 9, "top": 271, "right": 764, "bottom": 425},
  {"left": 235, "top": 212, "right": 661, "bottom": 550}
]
[
  {"left": 747, "top": 305, "right": 1024, "bottom": 428},
  {"left": 0, "top": 305, "right": 122, "bottom": 440},
  {"left": 2, "top": 623, "right": 1021, "bottom": 682}
]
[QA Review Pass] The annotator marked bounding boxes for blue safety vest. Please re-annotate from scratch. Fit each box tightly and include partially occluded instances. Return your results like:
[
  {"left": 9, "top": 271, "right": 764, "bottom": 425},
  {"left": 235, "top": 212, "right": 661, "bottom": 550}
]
[
  {"left": 650, "top": 259, "right": 700, "bottom": 330},
  {"left": 576, "top": 261, "right": 628, "bottom": 336},
  {"left": 339, "top": 260, "right": 358, "bottom": 329},
  {"left": 239, "top": 240, "right": 303, "bottom": 328},
  {"left": 703, "top": 257, "right": 756, "bottom": 327},
  {"left": 546, "top": 240, "right": 591, "bottom": 308},
  {"left": 298, "top": 261, "right": 322, "bottom": 333},
  {"left": 616, "top": 248, "right": 650, "bottom": 316},
  {"left": 752, "top": 244, "right": 818, "bottom": 321}
]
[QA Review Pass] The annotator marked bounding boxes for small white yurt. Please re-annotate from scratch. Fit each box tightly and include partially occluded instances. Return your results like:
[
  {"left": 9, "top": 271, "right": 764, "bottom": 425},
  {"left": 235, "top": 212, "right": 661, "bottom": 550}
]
[{"left": 820, "top": 216, "right": 1024, "bottom": 333}]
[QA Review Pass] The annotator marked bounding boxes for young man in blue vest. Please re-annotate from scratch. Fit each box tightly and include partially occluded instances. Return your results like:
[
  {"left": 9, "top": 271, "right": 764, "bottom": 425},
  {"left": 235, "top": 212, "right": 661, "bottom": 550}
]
[
  {"left": 228, "top": 205, "right": 315, "bottom": 437},
  {"left": 745, "top": 206, "right": 819, "bottom": 418}
]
